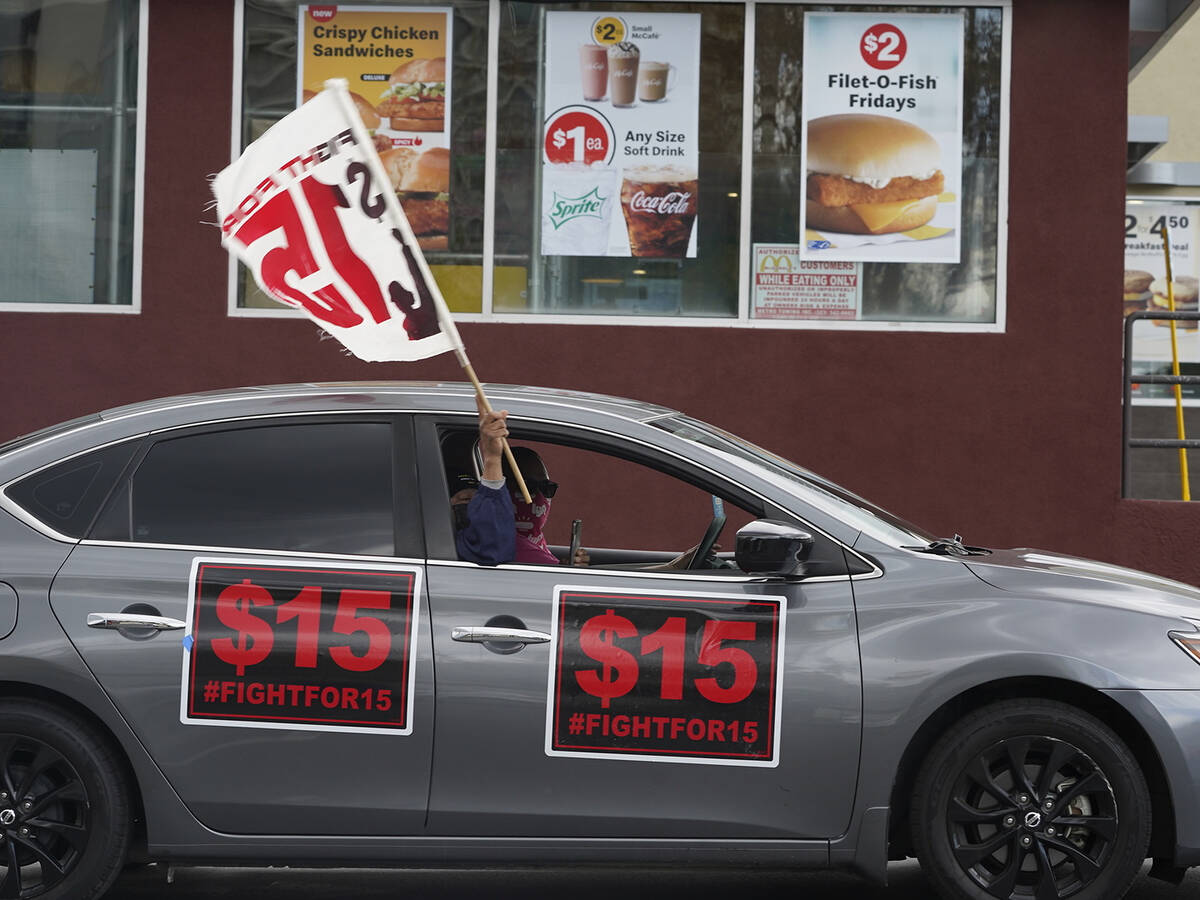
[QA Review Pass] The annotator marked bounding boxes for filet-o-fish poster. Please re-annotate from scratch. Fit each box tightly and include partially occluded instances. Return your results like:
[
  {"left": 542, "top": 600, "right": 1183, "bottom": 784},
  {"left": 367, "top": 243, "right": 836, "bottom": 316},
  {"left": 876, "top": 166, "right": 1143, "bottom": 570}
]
[
  {"left": 298, "top": 5, "right": 453, "bottom": 251},
  {"left": 540, "top": 11, "right": 701, "bottom": 259},
  {"left": 800, "top": 12, "right": 963, "bottom": 264}
]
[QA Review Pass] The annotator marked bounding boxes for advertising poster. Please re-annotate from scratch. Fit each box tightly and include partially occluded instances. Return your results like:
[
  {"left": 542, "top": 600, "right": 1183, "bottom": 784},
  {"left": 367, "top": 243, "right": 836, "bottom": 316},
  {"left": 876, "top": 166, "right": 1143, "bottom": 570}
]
[
  {"left": 800, "top": 12, "right": 963, "bottom": 264},
  {"left": 752, "top": 244, "right": 860, "bottom": 320},
  {"left": 546, "top": 587, "right": 785, "bottom": 767},
  {"left": 541, "top": 12, "right": 701, "bottom": 258},
  {"left": 182, "top": 559, "right": 420, "bottom": 735},
  {"left": 298, "top": 5, "right": 452, "bottom": 251},
  {"left": 1125, "top": 202, "right": 1200, "bottom": 403}
]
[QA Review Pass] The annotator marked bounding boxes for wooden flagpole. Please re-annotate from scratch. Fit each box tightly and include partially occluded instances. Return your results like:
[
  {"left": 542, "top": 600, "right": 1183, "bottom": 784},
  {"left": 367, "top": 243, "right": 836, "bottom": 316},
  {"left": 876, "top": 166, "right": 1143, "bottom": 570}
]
[{"left": 326, "top": 79, "right": 532, "bottom": 503}]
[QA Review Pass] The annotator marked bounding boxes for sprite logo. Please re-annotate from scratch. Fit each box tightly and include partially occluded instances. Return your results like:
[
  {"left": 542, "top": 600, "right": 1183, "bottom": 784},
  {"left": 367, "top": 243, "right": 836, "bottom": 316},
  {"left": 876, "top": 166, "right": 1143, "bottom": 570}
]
[{"left": 548, "top": 187, "right": 608, "bottom": 230}]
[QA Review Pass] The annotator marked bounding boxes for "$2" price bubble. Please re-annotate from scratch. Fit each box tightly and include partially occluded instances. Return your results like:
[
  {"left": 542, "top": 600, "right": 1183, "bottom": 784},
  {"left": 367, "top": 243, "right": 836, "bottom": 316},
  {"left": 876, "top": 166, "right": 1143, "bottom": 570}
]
[{"left": 860, "top": 23, "right": 907, "bottom": 70}]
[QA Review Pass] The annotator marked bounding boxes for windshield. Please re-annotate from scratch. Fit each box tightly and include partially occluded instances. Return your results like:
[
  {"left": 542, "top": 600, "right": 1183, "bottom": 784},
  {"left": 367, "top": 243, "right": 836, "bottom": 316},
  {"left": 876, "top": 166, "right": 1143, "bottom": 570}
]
[{"left": 652, "top": 415, "right": 936, "bottom": 547}]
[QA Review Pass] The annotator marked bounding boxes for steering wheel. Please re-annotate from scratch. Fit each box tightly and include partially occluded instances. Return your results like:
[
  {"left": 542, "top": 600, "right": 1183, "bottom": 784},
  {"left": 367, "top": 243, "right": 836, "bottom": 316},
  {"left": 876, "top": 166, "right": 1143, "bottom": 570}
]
[{"left": 686, "top": 513, "right": 727, "bottom": 570}]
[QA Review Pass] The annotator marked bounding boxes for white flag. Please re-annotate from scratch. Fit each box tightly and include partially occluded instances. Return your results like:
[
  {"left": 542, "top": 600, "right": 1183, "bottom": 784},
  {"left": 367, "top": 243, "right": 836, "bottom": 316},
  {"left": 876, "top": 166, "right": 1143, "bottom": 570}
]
[{"left": 213, "top": 82, "right": 459, "bottom": 362}]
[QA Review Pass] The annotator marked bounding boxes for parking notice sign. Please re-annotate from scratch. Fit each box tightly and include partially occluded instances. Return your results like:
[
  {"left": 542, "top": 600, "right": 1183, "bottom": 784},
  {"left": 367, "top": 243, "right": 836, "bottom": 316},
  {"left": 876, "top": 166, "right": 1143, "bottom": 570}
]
[
  {"left": 181, "top": 559, "right": 420, "bottom": 734},
  {"left": 546, "top": 587, "right": 785, "bottom": 766}
]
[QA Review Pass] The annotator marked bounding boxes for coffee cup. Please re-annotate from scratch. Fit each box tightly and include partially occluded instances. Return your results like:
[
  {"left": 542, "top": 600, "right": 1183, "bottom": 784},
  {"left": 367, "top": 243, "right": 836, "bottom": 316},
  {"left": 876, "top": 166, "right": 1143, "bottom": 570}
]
[
  {"left": 637, "top": 61, "right": 675, "bottom": 102},
  {"left": 607, "top": 42, "right": 639, "bottom": 108}
]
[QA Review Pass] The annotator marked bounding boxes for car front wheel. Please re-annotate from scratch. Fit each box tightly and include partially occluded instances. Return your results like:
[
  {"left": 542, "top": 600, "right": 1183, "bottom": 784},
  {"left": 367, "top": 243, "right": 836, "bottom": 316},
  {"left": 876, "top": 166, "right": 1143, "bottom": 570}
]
[
  {"left": 0, "top": 700, "right": 131, "bottom": 900},
  {"left": 911, "top": 699, "right": 1151, "bottom": 900}
]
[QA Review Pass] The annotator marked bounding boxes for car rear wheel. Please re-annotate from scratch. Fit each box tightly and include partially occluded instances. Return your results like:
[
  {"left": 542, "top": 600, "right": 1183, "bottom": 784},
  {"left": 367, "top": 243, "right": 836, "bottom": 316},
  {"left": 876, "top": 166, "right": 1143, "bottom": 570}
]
[
  {"left": 911, "top": 699, "right": 1150, "bottom": 900},
  {"left": 0, "top": 701, "right": 130, "bottom": 900}
]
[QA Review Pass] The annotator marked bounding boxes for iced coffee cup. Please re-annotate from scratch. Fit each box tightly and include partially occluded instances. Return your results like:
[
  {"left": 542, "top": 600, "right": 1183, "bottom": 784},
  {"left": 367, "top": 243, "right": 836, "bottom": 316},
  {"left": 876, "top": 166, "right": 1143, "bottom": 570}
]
[
  {"left": 607, "top": 42, "right": 639, "bottom": 108},
  {"left": 620, "top": 165, "right": 698, "bottom": 257},
  {"left": 579, "top": 44, "right": 608, "bottom": 102},
  {"left": 541, "top": 162, "right": 619, "bottom": 257}
]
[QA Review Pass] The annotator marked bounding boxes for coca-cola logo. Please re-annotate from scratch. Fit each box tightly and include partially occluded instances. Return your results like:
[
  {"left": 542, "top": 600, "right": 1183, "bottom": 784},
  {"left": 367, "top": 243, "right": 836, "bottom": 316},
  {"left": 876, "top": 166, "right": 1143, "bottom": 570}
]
[
  {"left": 629, "top": 190, "right": 691, "bottom": 215},
  {"left": 308, "top": 6, "right": 337, "bottom": 21}
]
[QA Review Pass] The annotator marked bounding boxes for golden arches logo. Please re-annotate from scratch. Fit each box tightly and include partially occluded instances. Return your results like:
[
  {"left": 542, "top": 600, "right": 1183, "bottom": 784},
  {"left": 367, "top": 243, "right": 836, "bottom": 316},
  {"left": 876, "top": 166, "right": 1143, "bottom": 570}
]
[{"left": 757, "top": 254, "right": 794, "bottom": 274}]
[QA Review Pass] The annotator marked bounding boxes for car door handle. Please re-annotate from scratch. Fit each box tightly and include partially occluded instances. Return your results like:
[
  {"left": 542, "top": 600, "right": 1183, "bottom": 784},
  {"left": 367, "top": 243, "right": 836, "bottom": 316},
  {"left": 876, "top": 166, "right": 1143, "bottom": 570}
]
[
  {"left": 451, "top": 626, "right": 551, "bottom": 644},
  {"left": 87, "top": 613, "right": 187, "bottom": 631}
]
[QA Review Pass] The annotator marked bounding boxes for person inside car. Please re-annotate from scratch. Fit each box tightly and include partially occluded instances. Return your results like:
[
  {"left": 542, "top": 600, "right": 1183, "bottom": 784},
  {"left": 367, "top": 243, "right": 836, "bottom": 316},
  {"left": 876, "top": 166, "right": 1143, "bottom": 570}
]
[
  {"left": 450, "top": 398, "right": 713, "bottom": 569},
  {"left": 450, "top": 399, "right": 516, "bottom": 566},
  {"left": 450, "top": 397, "right": 590, "bottom": 567}
]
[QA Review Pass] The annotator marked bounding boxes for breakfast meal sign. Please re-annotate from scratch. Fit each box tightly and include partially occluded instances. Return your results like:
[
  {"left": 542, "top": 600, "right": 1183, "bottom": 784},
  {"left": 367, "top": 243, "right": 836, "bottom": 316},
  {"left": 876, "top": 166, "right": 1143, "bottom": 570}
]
[
  {"left": 298, "top": 5, "right": 453, "bottom": 252},
  {"left": 1124, "top": 201, "right": 1200, "bottom": 403},
  {"left": 540, "top": 11, "right": 701, "bottom": 259},
  {"left": 800, "top": 11, "right": 964, "bottom": 264}
]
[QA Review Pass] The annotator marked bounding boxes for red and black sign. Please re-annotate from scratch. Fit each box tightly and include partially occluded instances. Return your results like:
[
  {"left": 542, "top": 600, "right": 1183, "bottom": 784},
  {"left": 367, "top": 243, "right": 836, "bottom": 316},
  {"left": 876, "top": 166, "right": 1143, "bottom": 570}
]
[
  {"left": 184, "top": 561, "right": 418, "bottom": 732},
  {"left": 548, "top": 589, "right": 784, "bottom": 764}
]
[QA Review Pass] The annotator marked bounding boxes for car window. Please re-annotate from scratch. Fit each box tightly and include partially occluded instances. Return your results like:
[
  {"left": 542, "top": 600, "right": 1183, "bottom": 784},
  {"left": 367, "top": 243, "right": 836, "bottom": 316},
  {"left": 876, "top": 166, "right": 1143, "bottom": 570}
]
[
  {"left": 653, "top": 415, "right": 936, "bottom": 547},
  {"left": 91, "top": 421, "right": 407, "bottom": 557},
  {"left": 5, "top": 439, "right": 139, "bottom": 538},
  {"left": 518, "top": 439, "right": 754, "bottom": 560},
  {"left": 432, "top": 422, "right": 851, "bottom": 576}
]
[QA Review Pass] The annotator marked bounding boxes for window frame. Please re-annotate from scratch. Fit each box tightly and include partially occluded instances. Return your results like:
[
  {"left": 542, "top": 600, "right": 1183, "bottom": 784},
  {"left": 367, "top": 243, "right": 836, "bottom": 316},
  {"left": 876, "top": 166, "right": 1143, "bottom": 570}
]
[
  {"left": 227, "top": 0, "right": 1009, "bottom": 332},
  {"left": 0, "top": 0, "right": 149, "bottom": 314}
]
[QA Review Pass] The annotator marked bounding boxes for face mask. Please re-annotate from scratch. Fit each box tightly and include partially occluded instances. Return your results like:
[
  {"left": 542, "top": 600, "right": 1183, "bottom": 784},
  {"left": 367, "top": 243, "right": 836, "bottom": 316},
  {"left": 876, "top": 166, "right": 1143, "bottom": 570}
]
[{"left": 513, "top": 494, "right": 551, "bottom": 536}]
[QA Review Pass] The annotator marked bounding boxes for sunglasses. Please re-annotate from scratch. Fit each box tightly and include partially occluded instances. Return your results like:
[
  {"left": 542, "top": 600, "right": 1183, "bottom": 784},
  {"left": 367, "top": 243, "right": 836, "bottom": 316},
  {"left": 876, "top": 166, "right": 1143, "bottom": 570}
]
[{"left": 516, "top": 479, "right": 558, "bottom": 499}]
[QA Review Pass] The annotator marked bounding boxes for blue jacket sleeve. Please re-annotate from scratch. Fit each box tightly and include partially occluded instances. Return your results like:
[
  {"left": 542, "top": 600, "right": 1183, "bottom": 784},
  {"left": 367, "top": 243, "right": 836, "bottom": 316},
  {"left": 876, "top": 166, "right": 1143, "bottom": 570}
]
[{"left": 454, "top": 485, "right": 516, "bottom": 566}]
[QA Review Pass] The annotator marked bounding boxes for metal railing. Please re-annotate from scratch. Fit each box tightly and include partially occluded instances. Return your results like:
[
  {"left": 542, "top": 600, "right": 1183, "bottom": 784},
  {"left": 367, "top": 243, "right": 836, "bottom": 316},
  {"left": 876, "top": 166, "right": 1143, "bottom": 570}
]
[{"left": 1122, "top": 308, "right": 1200, "bottom": 497}]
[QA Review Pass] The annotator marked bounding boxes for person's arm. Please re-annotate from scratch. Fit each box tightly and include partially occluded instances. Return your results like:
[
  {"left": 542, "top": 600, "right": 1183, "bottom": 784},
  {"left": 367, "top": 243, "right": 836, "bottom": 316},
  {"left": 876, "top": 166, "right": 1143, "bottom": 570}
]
[{"left": 455, "top": 398, "right": 514, "bottom": 565}]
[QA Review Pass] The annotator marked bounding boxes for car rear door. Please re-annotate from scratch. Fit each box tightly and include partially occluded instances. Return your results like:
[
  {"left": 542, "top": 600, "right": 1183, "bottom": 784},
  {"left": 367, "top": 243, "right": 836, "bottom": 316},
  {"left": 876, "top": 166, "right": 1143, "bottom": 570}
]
[
  {"left": 48, "top": 414, "right": 434, "bottom": 835},
  {"left": 416, "top": 415, "right": 862, "bottom": 839}
]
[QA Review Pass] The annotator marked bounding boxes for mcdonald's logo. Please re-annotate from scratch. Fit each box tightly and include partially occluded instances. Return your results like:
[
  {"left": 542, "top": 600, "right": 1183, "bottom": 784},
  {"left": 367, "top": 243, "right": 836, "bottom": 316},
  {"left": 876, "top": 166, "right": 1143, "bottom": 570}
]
[{"left": 757, "top": 253, "right": 795, "bottom": 274}]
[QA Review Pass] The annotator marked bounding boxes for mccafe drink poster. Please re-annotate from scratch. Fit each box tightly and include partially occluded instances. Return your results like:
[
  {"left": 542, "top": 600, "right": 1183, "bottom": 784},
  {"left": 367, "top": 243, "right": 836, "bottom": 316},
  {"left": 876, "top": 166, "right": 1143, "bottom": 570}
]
[
  {"left": 1124, "top": 202, "right": 1200, "bottom": 404},
  {"left": 541, "top": 11, "right": 701, "bottom": 259},
  {"left": 800, "top": 12, "right": 963, "bottom": 264},
  {"left": 298, "top": 6, "right": 453, "bottom": 252}
]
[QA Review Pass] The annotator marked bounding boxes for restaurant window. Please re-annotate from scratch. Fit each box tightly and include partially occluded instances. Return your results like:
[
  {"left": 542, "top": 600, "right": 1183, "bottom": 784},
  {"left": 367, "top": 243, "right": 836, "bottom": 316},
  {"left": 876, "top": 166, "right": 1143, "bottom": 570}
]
[
  {"left": 0, "top": 0, "right": 144, "bottom": 309},
  {"left": 230, "top": 0, "right": 1008, "bottom": 330},
  {"left": 234, "top": 0, "right": 490, "bottom": 314},
  {"left": 494, "top": 1, "right": 744, "bottom": 318},
  {"left": 751, "top": 4, "right": 1005, "bottom": 327}
]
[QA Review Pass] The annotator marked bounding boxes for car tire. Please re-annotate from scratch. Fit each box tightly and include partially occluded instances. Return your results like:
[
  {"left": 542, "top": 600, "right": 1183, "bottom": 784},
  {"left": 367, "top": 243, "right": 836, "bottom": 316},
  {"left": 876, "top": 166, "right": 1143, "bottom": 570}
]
[
  {"left": 0, "top": 700, "right": 131, "bottom": 900},
  {"left": 911, "top": 698, "right": 1150, "bottom": 900}
]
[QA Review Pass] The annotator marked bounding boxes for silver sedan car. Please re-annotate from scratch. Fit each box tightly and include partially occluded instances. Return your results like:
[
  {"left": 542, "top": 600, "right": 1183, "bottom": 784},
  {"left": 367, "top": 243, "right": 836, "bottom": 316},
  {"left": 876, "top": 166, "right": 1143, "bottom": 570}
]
[{"left": 0, "top": 382, "right": 1198, "bottom": 900}]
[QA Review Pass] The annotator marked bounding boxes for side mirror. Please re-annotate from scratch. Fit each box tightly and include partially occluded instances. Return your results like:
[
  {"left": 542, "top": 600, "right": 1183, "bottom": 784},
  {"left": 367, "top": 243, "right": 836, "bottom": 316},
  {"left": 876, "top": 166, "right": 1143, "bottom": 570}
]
[{"left": 735, "top": 519, "right": 814, "bottom": 578}]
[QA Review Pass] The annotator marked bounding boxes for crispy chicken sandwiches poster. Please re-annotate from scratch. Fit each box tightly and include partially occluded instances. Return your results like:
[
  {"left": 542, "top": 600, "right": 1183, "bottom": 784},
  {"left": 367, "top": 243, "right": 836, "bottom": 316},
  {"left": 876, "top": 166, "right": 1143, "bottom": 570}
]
[
  {"left": 541, "top": 12, "right": 700, "bottom": 259},
  {"left": 299, "top": 5, "right": 452, "bottom": 252},
  {"left": 800, "top": 12, "right": 963, "bottom": 264}
]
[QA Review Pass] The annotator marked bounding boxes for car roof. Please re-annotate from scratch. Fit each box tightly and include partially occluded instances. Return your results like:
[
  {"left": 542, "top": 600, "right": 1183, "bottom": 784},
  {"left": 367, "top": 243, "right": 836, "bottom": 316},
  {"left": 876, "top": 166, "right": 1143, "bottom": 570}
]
[
  {"left": 0, "top": 382, "right": 684, "bottom": 480},
  {"left": 93, "top": 382, "right": 680, "bottom": 426}
]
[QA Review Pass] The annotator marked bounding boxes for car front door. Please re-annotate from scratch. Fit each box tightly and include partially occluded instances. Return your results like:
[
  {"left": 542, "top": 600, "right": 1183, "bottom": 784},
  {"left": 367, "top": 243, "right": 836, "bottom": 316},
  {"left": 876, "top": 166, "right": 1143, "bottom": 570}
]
[
  {"left": 417, "top": 415, "right": 862, "bottom": 839},
  {"left": 48, "top": 415, "right": 434, "bottom": 835}
]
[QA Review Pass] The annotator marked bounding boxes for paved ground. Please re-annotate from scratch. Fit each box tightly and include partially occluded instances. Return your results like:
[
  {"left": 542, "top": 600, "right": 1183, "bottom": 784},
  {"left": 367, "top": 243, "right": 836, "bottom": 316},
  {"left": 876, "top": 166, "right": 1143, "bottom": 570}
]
[{"left": 107, "top": 860, "right": 1199, "bottom": 899}]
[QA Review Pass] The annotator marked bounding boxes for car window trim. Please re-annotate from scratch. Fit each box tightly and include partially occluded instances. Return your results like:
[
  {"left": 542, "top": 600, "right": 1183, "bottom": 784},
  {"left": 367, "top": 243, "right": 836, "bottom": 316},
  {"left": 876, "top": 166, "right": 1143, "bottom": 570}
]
[{"left": 76, "top": 539, "right": 426, "bottom": 567}]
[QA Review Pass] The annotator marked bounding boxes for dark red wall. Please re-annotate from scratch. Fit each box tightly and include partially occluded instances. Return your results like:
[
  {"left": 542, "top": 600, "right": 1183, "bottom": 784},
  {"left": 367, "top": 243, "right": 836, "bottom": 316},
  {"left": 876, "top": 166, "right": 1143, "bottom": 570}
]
[{"left": 5, "top": 1, "right": 1191, "bottom": 582}]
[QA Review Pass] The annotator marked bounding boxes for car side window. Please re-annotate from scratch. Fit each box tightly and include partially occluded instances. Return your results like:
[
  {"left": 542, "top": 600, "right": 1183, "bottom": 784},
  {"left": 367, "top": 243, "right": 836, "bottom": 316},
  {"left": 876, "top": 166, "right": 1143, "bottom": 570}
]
[
  {"left": 5, "top": 439, "right": 139, "bottom": 538},
  {"left": 91, "top": 421, "right": 408, "bottom": 557},
  {"left": 431, "top": 423, "right": 848, "bottom": 576}
]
